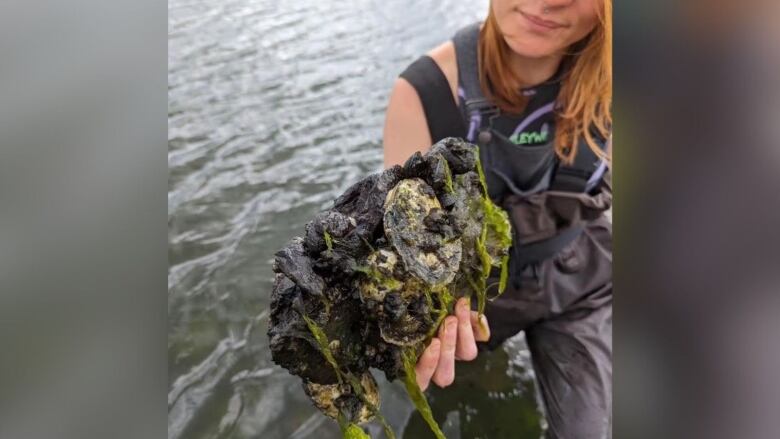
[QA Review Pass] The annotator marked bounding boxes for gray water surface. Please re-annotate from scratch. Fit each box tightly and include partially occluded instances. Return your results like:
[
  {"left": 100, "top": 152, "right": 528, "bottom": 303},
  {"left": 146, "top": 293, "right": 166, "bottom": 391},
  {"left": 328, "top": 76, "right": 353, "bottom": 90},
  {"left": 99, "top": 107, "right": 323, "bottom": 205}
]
[{"left": 168, "top": 1, "right": 543, "bottom": 437}]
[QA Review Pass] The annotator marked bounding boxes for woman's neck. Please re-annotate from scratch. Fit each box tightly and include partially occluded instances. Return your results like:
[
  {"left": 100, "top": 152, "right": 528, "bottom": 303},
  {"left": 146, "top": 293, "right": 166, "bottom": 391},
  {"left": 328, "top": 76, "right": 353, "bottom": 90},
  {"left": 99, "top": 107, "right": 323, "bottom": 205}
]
[{"left": 507, "top": 51, "right": 564, "bottom": 88}]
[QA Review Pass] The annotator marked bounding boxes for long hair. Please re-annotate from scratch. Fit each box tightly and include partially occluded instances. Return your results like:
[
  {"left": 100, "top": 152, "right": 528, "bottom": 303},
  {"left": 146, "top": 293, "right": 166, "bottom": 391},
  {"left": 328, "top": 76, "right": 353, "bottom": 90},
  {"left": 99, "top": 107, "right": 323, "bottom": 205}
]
[{"left": 478, "top": 0, "right": 612, "bottom": 164}]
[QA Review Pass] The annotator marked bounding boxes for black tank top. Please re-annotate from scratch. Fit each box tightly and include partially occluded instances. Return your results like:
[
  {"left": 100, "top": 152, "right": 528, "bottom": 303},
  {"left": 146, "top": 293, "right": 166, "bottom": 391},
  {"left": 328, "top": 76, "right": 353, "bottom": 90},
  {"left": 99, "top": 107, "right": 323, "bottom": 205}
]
[{"left": 399, "top": 56, "right": 559, "bottom": 148}]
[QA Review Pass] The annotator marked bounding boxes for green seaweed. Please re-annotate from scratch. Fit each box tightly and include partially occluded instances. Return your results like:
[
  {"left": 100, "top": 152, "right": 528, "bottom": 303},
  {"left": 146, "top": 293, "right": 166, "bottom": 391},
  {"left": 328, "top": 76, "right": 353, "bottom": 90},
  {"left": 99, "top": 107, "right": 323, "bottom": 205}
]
[
  {"left": 477, "top": 170, "right": 511, "bottom": 252},
  {"left": 359, "top": 234, "right": 376, "bottom": 252},
  {"left": 401, "top": 348, "right": 446, "bottom": 439},
  {"left": 474, "top": 147, "right": 512, "bottom": 248},
  {"left": 343, "top": 373, "right": 396, "bottom": 439},
  {"left": 342, "top": 424, "right": 370, "bottom": 439},
  {"left": 473, "top": 219, "right": 491, "bottom": 315},
  {"left": 422, "top": 290, "right": 443, "bottom": 339},
  {"left": 303, "top": 312, "right": 396, "bottom": 439},
  {"left": 324, "top": 231, "right": 334, "bottom": 252},
  {"left": 337, "top": 414, "right": 372, "bottom": 439},
  {"left": 470, "top": 147, "right": 513, "bottom": 312},
  {"left": 498, "top": 254, "right": 509, "bottom": 294},
  {"left": 476, "top": 222, "right": 491, "bottom": 274},
  {"left": 426, "top": 286, "right": 454, "bottom": 339},
  {"left": 441, "top": 156, "right": 454, "bottom": 194},
  {"left": 423, "top": 289, "right": 435, "bottom": 312},
  {"left": 354, "top": 265, "right": 404, "bottom": 291},
  {"left": 301, "top": 314, "right": 343, "bottom": 385},
  {"left": 474, "top": 148, "right": 489, "bottom": 198},
  {"left": 374, "top": 414, "right": 395, "bottom": 439}
]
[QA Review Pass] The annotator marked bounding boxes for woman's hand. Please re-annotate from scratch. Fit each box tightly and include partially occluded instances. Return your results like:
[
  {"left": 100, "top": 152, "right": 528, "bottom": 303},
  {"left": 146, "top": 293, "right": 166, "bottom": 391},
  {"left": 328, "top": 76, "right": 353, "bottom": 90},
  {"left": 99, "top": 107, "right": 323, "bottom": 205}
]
[{"left": 414, "top": 298, "right": 491, "bottom": 390}]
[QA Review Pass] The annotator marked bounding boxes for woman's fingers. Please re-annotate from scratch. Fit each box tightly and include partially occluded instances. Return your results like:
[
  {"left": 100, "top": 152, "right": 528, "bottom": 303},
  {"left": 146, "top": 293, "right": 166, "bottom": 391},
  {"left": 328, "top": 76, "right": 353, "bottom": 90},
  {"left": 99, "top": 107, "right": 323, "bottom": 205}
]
[
  {"left": 454, "top": 298, "right": 478, "bottom": 361},
  {"left": 418, "top": 304, "right": 489, "bottom": 391},
  {"left": 414, "top": 338, "right": 441, "bottom": 391},
  {"left": 470, "top": 311, "right": 491, "bottom": 342},
  {"left": 432, "top": 316, "right": 458, "bottom": 387}
]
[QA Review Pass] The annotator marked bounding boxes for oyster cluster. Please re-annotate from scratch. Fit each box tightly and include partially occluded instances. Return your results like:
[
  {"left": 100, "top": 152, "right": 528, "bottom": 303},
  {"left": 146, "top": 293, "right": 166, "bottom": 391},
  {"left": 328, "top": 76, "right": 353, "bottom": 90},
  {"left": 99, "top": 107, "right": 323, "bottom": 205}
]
[{"left": 267, "top": 138, "right": 511, "bottom": 436}]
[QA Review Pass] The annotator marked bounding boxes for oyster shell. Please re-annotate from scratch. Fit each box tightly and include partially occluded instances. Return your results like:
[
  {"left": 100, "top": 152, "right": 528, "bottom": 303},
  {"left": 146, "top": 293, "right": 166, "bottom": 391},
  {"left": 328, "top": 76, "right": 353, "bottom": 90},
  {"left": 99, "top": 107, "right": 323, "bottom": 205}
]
[
  {"left": 358, "top": 247, "right": 433, "bottom": 346},
  {"left": 303, "top": 372, "right": 380, "bottom": 424},
  {"left": 383, "top": 178, "right": 462, "bottom": 286}
]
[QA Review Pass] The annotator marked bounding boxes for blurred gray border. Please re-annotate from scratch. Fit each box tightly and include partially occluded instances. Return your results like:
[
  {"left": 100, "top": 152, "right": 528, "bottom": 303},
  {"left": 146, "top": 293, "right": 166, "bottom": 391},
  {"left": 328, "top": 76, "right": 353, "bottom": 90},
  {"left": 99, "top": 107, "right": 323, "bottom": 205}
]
[{"left": 0, "top": 1, "right": 167, "bottom": 438}]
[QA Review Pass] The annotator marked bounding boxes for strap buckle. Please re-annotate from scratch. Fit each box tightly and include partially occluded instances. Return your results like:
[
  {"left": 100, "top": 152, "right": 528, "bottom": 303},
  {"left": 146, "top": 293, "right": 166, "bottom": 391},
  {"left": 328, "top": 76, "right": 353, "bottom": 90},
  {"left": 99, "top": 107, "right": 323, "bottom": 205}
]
[{"left": 465, "top": 98, "right": 499, "bottom": 118}]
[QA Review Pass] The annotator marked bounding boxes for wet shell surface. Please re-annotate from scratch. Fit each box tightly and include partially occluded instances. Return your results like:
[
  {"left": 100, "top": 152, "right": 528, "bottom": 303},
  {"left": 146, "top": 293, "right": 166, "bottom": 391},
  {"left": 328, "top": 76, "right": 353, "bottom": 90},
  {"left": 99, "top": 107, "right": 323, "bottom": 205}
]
[
  {"left": 303, "top": 372, "right": 380, "bottom": 424},
  {"left": 383, "top": 178, "right": 462, "bottom": 286},
  {"left": 358, "top": 248, "right": 434, "bottom": 346}
]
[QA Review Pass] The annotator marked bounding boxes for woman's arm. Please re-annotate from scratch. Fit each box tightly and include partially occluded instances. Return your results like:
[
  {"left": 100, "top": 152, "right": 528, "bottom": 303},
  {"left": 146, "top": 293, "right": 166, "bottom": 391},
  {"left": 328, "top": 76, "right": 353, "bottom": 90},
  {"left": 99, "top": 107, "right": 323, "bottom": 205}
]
[
  {"left": 382, "top": 77, "right": 432, "bottom": 168},
  {"left": 383, "top": 42, "right": 459, "bottom": 168}
]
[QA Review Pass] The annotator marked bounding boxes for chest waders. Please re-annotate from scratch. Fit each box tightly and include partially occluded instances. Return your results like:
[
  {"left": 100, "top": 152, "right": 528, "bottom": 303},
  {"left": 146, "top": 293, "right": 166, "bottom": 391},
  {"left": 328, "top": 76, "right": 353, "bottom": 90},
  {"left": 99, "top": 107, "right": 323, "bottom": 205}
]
[
  {"left": 454, "top": 24, "right": 609, "bottom": 290},
  {"left": 400, "top": 21, "right": 613, "bottom": 439}
]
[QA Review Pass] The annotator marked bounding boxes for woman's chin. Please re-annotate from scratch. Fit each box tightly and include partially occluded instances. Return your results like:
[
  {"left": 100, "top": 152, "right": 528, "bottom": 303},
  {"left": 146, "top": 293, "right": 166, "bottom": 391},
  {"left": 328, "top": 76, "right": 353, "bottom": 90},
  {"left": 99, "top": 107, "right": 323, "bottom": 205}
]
[{"left": 504, "top": 37, "right": 561, "bottom": 59}]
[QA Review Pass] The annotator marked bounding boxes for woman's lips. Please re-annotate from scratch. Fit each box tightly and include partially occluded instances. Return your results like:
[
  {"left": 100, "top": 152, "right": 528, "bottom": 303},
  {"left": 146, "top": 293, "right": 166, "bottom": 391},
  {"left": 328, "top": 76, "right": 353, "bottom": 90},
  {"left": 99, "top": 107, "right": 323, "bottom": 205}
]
[{"left": 520, "top": 11, "right": 567, "bottom": 30}]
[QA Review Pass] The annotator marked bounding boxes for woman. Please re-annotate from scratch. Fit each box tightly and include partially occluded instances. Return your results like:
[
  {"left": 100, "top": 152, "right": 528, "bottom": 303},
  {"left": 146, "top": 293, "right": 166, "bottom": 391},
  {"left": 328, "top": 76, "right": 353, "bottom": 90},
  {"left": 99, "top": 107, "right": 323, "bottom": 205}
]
[{"left": 383, "top": 1, "right": 612, "bottom": 437}]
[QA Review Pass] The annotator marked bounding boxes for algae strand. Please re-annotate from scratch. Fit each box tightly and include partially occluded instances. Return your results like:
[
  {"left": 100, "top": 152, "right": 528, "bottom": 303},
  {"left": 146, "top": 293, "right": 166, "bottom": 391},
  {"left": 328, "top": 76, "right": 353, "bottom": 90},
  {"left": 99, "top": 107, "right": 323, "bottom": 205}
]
[
  {"left": 303, "top": 315, "right": 395, "bottom": 439},
  {"left": 342, "top": 424, "right": 370, "bottom": 439},
  {"left": 301, "top": 314, "right": 343, "bottom": 385},
  {"left": 324, "top": 231, "right": 334, "bottom": 252},
  {"left": 344, "top": 373, "right": 396, "bottom": 439},
  {"left": 338, "top": 413, "right": 372, "bottom": 439},
  {"left": 401, "top": 348, "right": 446, "bottom": 439},
  {"left": 498, "top": 254, "right": 509, "bottom": 294},
  {"left": 441, "top": 157, "right": 454, "bottom": 194}
]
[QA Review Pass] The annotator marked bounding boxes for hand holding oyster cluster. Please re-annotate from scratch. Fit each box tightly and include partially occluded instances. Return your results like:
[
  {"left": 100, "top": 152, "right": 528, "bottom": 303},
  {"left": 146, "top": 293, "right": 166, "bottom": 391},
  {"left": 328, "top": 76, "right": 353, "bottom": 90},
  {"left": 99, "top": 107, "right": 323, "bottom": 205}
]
[{"left": 267, "top": 138, "right": 512, "bottom": 438}]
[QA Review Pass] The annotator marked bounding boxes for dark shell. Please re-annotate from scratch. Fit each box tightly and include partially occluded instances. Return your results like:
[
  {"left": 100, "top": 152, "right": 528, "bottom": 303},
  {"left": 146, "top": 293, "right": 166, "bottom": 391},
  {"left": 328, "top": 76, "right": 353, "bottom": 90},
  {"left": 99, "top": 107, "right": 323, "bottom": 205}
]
[
  {"left": 273, "top": 238, "right": 324, "bottom": 297},
  {"left": 303, "top": 210, "right": 355, "bottom": 254},
  {"left": 430, "top": 137, "right": 477, "bottom": 174},
  {"left": 401, "top": 151, "right": 429, "bottom": 178}
]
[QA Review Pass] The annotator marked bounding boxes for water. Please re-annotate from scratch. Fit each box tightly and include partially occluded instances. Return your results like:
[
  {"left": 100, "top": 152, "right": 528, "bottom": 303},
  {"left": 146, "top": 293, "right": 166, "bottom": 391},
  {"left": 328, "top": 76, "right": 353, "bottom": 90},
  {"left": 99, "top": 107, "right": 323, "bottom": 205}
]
[{"left": 168, "top": 0, "right": 544, "bottom": 437}]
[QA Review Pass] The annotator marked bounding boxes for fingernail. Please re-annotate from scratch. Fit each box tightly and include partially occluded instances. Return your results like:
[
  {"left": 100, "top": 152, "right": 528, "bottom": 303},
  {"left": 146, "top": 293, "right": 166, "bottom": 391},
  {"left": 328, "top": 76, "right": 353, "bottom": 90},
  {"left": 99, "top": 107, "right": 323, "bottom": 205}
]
[{"left": 447, "top": 320, "right": 457, "bottom": 333}]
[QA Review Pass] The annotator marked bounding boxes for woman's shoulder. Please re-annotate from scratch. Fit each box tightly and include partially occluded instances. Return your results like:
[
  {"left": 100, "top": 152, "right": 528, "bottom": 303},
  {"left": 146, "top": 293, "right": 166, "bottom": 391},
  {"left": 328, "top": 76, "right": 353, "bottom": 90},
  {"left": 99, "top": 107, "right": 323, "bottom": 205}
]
[
  {"left": 426, "top": 41, "right": 458, "bottom": 104},
  {"left": 401, "top": 21, "right": 482, "bottom": 103},
  {"left": 395, "top": 40, "right": 459, "bottom": 108}
]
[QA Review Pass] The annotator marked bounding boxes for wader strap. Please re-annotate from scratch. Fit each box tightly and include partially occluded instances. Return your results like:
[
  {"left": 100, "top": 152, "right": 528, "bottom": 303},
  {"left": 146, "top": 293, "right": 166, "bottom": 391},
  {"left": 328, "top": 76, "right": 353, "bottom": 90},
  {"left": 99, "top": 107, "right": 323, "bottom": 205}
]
[
  {"left": 491, "top": 161, "right": 554, "bottom": 197},
  {"left": 453, "top": 22, "right": 498, "bottom": 142},
  {"left": 453, "top": 22, "right": 484, "bottom": 104},
  {"left": 399, "top": 56, "right": 467, "bottom": 142},
  {"left": 510, "top": 225, "right": 584, "bottom": 288},
  {"left": 550, "top": 136, "right": 608, "bottom": 193}
]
